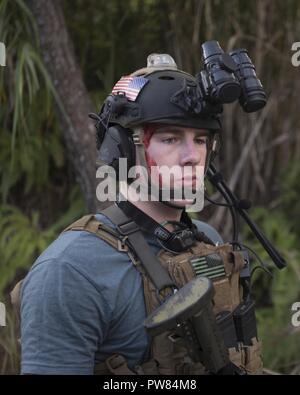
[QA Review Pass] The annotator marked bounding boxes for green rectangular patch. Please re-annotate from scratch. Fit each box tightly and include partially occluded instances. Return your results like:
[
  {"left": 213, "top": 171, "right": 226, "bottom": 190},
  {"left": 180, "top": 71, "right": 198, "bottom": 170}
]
[{"left": 190, "top": 253, "right": 226, "bottom": 279}]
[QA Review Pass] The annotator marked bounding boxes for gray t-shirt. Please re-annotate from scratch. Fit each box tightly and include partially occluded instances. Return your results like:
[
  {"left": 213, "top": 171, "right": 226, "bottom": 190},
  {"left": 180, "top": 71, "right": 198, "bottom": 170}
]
[{"left": 20, "top": 213, "right": 222, "bottom": 374}]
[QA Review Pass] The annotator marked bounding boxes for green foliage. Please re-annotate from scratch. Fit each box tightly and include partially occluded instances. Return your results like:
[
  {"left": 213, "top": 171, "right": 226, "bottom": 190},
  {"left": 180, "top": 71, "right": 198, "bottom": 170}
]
[
  {"left": 0, "top": 0, "right": 53, "bottom": 140},
  {"left": 0, "top": 0, "right": 65, "bottom": 202},
  {"left": 0, "top": 309, "right": 20, "bottom": 375},
  {"left": 279, "top": 159, "right": 300, "bottom": 238},
  {"left": 0, "top": 186, "right": 86, "bottom": 296},
  {"left": 0, "top": 119, "right": 65, "bottom": 201},
  {"left": 62, "top": 0, "right": 168, "bottom": 99},
  {"left": 242, "top": 207, "right": 300, "bottom": 373},
  {"left": 0, "top": 1, "right": 86, "bottom": 358},
  {"left": 0, "top": 1, "right": 87, "bottom": 300}
]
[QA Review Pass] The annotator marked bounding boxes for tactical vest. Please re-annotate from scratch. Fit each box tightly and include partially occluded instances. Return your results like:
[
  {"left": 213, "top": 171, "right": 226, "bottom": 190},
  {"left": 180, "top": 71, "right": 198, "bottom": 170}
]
[
  {"left": 63, "top": 213, "right": 263, "bottom": 375},
  {"left": 11, "top": 211, "right": 263, "bottom": 375}
]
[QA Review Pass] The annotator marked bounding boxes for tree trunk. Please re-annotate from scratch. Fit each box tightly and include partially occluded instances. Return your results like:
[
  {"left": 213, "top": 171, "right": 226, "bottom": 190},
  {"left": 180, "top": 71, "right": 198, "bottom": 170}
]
[{"left": 27, "top": 0, "right": 98, "bottom": 212}]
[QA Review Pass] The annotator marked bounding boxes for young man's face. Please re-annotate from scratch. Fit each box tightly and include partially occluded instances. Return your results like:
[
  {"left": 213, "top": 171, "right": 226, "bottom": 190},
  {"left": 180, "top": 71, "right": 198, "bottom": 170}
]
[{"left": 144, "top": 124, "right": 208, "bottom": 206}]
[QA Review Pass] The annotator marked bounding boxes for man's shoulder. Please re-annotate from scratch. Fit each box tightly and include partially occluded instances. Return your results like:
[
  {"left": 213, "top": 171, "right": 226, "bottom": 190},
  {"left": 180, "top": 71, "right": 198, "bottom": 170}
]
[
  {"left": 22, "top": 213, "right": 138, "bottom": 300},
  {"left": 31, "top": 213, "right": 127, "bottom": 272},
  {"left": 192, "top": 219, "right": 223, "bottom": 244}
]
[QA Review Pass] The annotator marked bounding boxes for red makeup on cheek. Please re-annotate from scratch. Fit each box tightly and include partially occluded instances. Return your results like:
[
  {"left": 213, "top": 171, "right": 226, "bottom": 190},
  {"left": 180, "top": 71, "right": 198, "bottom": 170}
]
[
  {"left": 143, "top": 124, "right": 158, "bottom": 148},
  {"left": 143, "top": 124, "right": 163, "bottom": 186},
  {"left": 146, "top": 153, "right": 162, "bottom": 187},
  {"left": 145, "top": 153, "right": 157, "bottom": 168},
  {"left": 143, "top": 123, "right": 159, "bottom": 168}
]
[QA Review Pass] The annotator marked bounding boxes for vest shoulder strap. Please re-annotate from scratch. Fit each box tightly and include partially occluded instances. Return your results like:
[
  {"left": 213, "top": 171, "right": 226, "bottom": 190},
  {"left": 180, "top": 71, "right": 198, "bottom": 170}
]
[
  {"left": 101, "top": 205, "right": 177, "bottom": 293},
  {"left": 62, "top": 214, "right": 129, "bottom": 253},
  {"left": 63, "top": 207, "right": 177, "bottom": 293}
]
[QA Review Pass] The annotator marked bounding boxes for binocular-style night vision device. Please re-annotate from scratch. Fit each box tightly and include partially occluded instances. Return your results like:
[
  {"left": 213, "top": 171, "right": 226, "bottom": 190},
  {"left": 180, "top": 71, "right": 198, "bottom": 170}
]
[{"left": 196, "top": 40, "right": 266, "bottom": 114}]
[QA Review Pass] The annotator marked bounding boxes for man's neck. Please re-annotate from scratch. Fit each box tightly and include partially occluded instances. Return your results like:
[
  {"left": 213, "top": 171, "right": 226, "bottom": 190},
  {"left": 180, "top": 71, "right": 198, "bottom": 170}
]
[
  {"left": 130, "top": 199, "right": 182, "bottom": 222},
  {"left": 123, "top": 186, "right": 183, "bottom": 231}
]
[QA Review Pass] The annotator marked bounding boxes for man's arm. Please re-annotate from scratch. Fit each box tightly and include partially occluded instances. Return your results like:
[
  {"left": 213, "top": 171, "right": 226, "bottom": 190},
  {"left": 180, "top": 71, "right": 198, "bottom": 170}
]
[{"left": 21, "top": 259, "right": 107, "bottom": 375}]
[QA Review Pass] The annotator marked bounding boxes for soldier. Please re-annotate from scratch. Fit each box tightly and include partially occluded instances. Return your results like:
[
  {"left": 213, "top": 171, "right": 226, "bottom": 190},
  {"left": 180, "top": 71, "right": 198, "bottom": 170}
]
[{"left": 20, "top": 52, "right": 262, "bottom": 375}]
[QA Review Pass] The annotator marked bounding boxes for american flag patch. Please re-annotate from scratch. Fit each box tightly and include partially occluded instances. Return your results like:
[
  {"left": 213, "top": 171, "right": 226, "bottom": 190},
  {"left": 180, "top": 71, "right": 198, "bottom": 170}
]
[
  {"left": 111, "top": 76, "right": 148, "bottom": 101},
  {"left": 190, "top": 253, "right": 226, "bottom": 280}
]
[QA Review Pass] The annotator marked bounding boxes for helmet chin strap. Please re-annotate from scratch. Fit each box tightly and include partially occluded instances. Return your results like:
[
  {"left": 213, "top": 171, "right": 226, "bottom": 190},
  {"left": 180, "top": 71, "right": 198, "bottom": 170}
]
[{"left": 160, "top": 200, "right": 187, "bottom": 210}]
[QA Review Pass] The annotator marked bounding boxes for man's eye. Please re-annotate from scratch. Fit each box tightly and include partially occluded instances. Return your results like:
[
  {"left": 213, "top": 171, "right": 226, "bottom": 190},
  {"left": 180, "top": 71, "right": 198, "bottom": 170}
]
[
  {"left": 162, "top": 137, "right": 178, "bottom": 144},
  {"left": 195, "top": 138, "right": 207, "bottom": 145}
]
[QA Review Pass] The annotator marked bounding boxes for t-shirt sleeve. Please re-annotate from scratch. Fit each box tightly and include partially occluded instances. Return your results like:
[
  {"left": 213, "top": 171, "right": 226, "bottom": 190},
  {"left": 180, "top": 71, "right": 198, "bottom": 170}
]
[{"left": 20, "top": 259, "right": 110, "bottom": 375}]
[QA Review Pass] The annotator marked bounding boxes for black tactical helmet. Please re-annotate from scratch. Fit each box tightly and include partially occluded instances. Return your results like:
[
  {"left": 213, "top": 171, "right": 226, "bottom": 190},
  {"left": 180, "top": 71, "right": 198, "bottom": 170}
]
[
  {"left": 95, "top": 54, "right": 222, "bottom": 141},
  {"left": 104, "top": 70, "right": 221, "bottom": 132}
]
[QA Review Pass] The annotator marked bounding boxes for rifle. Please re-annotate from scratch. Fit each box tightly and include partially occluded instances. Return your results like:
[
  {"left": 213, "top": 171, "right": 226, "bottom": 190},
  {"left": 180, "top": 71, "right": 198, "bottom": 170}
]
[{"left": 144, "top": 276, "right": 246, "bottom": 375}]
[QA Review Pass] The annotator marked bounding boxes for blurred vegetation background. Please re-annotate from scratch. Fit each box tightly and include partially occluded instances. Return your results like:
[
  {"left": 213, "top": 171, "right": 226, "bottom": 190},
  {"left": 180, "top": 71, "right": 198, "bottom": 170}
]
[{"left": 0, "top": 0, "right": 300, "bottom": 374}]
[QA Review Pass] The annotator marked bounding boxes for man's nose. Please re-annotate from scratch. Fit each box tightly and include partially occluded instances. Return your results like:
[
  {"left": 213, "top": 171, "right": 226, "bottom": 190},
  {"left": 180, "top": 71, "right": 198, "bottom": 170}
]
[{"left": 180, "top": 141, "right": 205, "bottom": 166}]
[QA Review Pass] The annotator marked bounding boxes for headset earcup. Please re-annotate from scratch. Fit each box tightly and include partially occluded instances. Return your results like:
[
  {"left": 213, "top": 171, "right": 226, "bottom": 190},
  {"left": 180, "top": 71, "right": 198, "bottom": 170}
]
[
  {"left": 97, "top": 125, "right": 136, "bottom": 178},
  {"left": 121, "top": 127, "right": 136, "bottom": 170}
]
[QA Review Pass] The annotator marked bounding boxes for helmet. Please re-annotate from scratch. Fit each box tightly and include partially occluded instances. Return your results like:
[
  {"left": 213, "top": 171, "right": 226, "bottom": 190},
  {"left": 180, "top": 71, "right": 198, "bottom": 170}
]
[
  {"left": 103, "top": 69, "right": 221, "bottom": 131},
  {"left": 92, "top": 54, "right": 221, "bottom": 176}
]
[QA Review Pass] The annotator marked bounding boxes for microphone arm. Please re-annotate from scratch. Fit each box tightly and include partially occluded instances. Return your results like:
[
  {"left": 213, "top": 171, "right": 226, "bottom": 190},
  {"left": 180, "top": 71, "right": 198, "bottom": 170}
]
[{"left": 206, "top": 164, "right": 287, "bottom": 270}]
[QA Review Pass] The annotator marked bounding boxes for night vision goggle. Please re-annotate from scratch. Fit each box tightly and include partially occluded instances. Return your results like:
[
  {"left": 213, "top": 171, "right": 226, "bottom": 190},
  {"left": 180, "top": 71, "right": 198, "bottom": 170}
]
[{"left": 164, "top": 40, "right": 266, "bottom": 116}]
